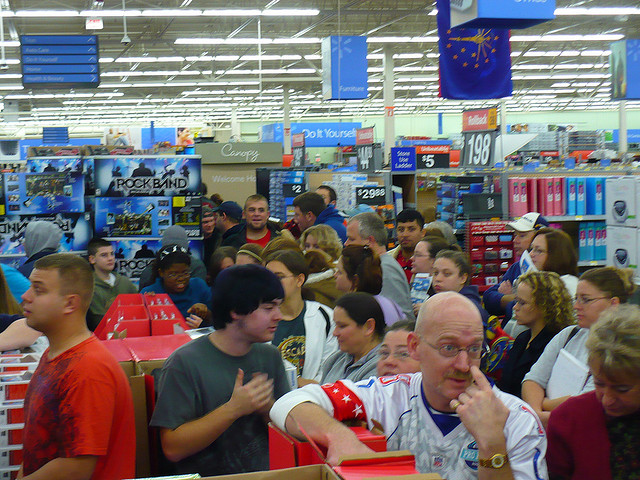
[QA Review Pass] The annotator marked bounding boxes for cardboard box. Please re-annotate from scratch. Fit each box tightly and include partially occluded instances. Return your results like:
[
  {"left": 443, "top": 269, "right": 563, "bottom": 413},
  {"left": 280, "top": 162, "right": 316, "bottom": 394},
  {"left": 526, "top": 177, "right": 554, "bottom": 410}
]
[
  {"left": 123, "top": 334, "right": 192, "bottom": 376},
  {"left": 129, "top": 375, "right": 151, "bottom": 478},
  {"left": 100, "top": 339, "right": 136, "bottom": 377},
  {"left": 605, "top": 226, "right": 637, "bottom": 273},
  {"left": 2, "top": 172, "right": 85, "bottom": 215},
  {"left": 605, "top": 177, "right": 636, "bottom": 227}
]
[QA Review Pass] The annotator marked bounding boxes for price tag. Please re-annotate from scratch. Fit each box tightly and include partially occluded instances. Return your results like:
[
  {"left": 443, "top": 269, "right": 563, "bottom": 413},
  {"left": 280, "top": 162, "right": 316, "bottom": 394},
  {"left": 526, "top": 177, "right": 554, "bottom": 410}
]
[
  {"left": 416, "top": 152, "right": 450, "bottom": 169},
  {"left": 356, "top": 186, "right": 387, "bottom": 205},
  {"left": 461, "top": 131, "right": 498, "bottom": 168},
  {"left": 283, "top": 183, "right": 307, "bottom": 197},
  {"left": 357, "top": 144, "right": 374, "bottom": 172}
]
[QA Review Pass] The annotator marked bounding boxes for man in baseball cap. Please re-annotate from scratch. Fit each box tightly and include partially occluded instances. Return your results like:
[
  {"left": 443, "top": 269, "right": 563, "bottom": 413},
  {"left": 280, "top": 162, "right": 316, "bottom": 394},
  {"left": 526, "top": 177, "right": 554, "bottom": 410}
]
[
  {"left": 213, "top": 201, "right": 243, "bottom": 248},
  {"left": 483, "top": 212, "right": 548, "bottom": 322}
]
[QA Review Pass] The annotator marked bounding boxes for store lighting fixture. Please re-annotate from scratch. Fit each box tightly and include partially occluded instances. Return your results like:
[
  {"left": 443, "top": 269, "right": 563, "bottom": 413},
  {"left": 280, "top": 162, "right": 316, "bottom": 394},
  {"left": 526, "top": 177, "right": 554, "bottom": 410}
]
[
  {"left": 511, "top": 34, "right": 624, "bottom": 41},
  {"left": 15, "top": 10, "right": 79, "bottom": 17},
  {"left": 0, "top": 41, "right": 18, "bottom": 47},
  {"left": 555, "top": 7, "right": 640, "bottom": 15}
]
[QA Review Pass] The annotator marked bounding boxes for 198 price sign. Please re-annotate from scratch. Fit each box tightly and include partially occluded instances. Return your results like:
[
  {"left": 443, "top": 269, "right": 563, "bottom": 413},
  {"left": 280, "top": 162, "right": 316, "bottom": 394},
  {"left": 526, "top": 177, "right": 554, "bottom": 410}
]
[
  {"left": 461, "top": 131, "right": 498, "bottom": 168},
  {"left": 355, "top": 186, "right": 386, "bottom": 206}
]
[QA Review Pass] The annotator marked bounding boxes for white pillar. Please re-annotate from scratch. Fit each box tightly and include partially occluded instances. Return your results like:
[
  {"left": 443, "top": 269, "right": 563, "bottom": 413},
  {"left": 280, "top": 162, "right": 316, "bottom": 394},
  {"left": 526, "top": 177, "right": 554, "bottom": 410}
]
[
  {"left": 230, "top": 108, "right": 241, "bottom": 140},
  {"left": 283, "top": 86, "right": 292, "bottom": 155},
  {"left": 383, "top": 47, "right": 395, "bottom": 163},
  {"left": 619, "top": 100, "right": 628, "bottom": 157}
]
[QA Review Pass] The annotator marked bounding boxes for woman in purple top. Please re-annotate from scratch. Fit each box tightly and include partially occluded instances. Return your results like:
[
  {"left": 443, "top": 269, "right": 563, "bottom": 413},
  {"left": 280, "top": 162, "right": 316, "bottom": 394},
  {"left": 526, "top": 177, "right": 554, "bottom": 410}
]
[{"left": 334, "top": 245, "right": 406, "bottom": 326}]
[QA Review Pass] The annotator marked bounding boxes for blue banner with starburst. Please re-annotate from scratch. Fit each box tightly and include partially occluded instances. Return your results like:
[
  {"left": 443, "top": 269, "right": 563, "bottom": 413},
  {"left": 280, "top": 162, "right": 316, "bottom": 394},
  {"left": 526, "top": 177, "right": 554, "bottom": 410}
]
[{"left": 437, "top": 0, "right": 512, "bottom": 100}]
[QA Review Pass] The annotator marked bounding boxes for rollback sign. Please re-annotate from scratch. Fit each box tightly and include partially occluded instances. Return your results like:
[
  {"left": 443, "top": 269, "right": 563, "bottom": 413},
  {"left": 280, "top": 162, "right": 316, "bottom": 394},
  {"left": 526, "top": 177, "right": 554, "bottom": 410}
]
[{"left": 93, "top": 156, "right": 201, "bottom": 197}]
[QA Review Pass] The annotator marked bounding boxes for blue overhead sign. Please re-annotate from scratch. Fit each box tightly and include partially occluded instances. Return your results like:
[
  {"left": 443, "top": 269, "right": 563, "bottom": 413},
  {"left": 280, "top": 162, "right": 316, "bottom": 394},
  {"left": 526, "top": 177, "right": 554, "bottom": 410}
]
[
  {"left": 321, "top": 36, "right": 368, "bottom": 100},
  {"left": 21, "top": 35, "right": 100, "bottom": 89},
  {"left": 260, "top": 122, "right": 362, "bottom": 147}
]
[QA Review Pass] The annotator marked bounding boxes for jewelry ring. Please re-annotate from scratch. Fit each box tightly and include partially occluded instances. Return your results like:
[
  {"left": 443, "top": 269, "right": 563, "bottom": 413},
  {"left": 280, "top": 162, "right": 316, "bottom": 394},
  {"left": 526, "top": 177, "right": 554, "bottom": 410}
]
[{"left": 451, "top": 400, "right": 461, "bottom": 410}]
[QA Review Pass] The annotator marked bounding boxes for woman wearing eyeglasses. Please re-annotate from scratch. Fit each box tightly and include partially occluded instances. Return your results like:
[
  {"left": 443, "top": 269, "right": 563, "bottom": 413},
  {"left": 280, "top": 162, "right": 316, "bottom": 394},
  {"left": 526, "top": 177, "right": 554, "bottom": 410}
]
[
  {"left": 522, "top": 266, "right": 635, "bottom": 427},
  {"left": 527, "top": 227, "right": 579, "bottom": 298},
  {"left": 265, "top": 249, "right": 337, "bottom": 385},
  {"left": 497, "top": 271, "right": 574, "bottom": 398},
  {"left": 321, "top": 292, "right": 385, "bottom": 384},
  {"left": 141, "top": 245, "right": 211, "bottom": 327},
  {"left": 547, "top": 304, "right": 640, "bottom": 480},
  {"left": 376, "top": 320, "right": 420, "bottom": 377}
]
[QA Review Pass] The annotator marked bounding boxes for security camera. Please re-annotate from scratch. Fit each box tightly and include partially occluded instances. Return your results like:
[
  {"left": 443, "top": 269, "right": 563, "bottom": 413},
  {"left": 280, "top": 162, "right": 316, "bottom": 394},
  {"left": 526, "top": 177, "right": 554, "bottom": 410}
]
[{"left": 121, "top": 34, "right": 131, "bottom": 45}]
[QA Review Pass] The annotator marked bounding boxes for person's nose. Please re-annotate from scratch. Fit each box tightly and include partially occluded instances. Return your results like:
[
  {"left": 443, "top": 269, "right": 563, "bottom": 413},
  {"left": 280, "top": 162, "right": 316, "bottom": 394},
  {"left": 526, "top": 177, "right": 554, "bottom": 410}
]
[{"left": 452, "top": 350, "right": 471, "bottom": 372}]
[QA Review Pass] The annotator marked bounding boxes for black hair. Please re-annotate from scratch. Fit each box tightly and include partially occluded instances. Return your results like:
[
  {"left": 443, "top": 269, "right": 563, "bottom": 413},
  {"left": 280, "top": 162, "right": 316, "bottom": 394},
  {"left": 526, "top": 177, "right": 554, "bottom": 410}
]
[
  {"left": 340, "top": 245, "right": 382, "bottom": 294},
  {"left": 212, "top": 264, "right": 284, "bottom": 330},
  {"left": 87, "top": 237, "right": 112, "bottom": 257},
  {"left": 317, "top": 185, "right": 337, "bottom": 203},
  {"left": 292, "top": 192, "right": 326, "bottom": 218},
  {"left": 335, "top": 292, "right": 386, "bottom": 339},
  {"left": 386, "top": 319, "right": 416, "bottom": 333},
  {"left": 156, "top": 244, "right": 191, "bottom": 274},
  {"left": 396, "top": 209, "right": 424, "bottom": 227}
]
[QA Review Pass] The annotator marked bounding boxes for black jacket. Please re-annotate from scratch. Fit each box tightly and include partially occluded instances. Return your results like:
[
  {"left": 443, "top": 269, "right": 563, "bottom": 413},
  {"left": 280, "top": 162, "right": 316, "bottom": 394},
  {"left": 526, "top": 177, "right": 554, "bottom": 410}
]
[{"left": 221, "top": 222, "right": 281, "bottom": 250}]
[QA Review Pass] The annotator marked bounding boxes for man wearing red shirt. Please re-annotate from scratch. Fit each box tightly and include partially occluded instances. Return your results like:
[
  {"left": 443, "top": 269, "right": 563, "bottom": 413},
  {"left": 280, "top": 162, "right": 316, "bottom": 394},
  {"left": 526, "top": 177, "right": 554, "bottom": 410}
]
[
  {"left": 19, "top": 253, "right": 136, "bottom": 480},
  {"left": 388, "top": 209, "right": 425, "bottom": 283}
]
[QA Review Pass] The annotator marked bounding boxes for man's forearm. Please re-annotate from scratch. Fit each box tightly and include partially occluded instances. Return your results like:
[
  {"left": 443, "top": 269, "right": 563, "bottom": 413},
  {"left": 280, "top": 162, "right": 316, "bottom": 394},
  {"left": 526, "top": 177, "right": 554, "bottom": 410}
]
[
  {"left": 161, "top": 401, "right": 242, "bottom": 462},
  {"left": 21, "top": 457, "right": 97, "bottom": 480},
  {"left": 284, "top": 402, "right": 372, "bottom": 465}
]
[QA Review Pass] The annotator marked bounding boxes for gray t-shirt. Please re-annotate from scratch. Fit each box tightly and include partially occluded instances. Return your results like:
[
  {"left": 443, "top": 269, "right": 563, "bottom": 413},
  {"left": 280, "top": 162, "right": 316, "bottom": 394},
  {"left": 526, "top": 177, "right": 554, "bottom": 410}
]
[
  {"left": 150, "top": 335, "right": 290, "bottom": 476},
  {"left": 380, "top": 253, "right": 415, "bottom": 321}
]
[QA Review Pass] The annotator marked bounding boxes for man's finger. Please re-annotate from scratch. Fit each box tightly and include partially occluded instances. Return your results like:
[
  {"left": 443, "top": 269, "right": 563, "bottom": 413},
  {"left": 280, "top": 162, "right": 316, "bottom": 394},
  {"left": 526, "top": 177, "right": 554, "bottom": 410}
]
[{"left": 470, "top": 365, "right": 491, "bottom": 390}]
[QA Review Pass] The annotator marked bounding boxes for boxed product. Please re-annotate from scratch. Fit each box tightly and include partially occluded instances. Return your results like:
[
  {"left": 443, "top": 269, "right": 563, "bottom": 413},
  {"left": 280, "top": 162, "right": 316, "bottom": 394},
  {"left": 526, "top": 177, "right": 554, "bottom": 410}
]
[
  {"left": 605, "top": 226, "right": 637, "bottom": 273},
  {"left": 605, "top": 177, "right": 636, "bottom": 227},
  {"left": 0, "top": 213, "right": 92, "bottom": 256},
  {"left": 27, "top": 146, "right": 82, "bottom": 157},
  {"left": 269, "top": 423, "right": 387, "bottom": 470},
  {"left": 93, "top": 156, "right": 201, "bottom": 197},
  {"left": 2, "top": 172, "right": 85, "bottom": 214}
]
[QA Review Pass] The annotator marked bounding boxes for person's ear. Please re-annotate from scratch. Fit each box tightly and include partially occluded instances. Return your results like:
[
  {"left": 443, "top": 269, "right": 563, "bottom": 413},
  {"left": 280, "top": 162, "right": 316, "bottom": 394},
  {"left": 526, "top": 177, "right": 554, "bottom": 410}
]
[
  {"left": 229, "top": 310, "right": 243, "bottom": 323},
  {"left": 295, "top": 273, "right": 305, "bottom": 289},
  {"left": 88, "top": 255, "right": 96, "bottom": 265},
  {"left": 461, "top": 273, "right": 469, "bottom": 285},
  {"left": 366, "top": 235, "right": 376, "bottom": 247},
  {"left": 610, "top": 296, "right": 621, "bottom": 306},
  {"left": 363, "top": 317, "right": 376, "bottom": 337},
  {"left": 242, "top": 210, "right": 247, "bottom": 220},
  {"left": 407, "top": 332, "right": 420, "bottom": 361},
  {"left": 63, "top": 294, "right": 82, "bottom": 315}
]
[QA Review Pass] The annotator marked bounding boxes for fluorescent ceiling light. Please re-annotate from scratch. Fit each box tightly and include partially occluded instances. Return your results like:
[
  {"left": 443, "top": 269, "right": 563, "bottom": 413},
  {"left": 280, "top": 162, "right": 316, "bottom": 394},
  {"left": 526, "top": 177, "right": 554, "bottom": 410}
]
[
  {"left": 555, "top": 7, "right": 640, "bottom": 15},
  {"left": 511, "top": 34, "right": 624, "bottom": 41},
  {"left": 175, "top": 38, "right": 320, "bottom": 45},
  {"left": 0, "top": 41, "right": 19, "bottom": 47},
  {"left": 202, "top": 9, "right": 261, "bottom": 16},
  {"left": 15, "top": 10, "right": 79, "bottom": 17},
  {"left": 261, "top": 9, "right": 319, "bottom": 16},
  {"left": 141, "top": 9, "right": 202, "bottom": 16},
  {"left": 80, "top": 10, "right": 142, "bottom": 16}
]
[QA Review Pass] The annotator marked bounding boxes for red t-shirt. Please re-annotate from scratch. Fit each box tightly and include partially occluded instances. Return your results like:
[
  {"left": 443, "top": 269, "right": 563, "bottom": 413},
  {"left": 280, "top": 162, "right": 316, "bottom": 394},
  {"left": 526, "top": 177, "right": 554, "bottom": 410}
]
[
  {"left": 247, "top": 230, "right": 272, "bottom": 248},
  {"left": 396, "top": 252, "right": 413, "bottom": 283},
  {"left": 23, "top": 335, "right": 136, "bottom": 479}
]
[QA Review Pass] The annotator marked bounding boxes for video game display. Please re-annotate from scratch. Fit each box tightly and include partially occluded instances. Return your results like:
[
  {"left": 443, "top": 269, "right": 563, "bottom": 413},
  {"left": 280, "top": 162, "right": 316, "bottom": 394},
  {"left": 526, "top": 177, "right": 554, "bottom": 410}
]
[
  {"left": 0, "top": 213, "right": 92, "bottom": 256},
  {"left": 95, "top": 197, "right": 168, "bottom": 237},
  {"left": 93, "top": 156, "right": 201, "bottom": 197},
  {"left": 26, "top": 157, "right": 83, "bottom": 174},
  {"left": 3, "top": 172, "right": 85, "bottom": 214},
  {"left": 172, "top": 196, "right": 202, "bottom": 237}
]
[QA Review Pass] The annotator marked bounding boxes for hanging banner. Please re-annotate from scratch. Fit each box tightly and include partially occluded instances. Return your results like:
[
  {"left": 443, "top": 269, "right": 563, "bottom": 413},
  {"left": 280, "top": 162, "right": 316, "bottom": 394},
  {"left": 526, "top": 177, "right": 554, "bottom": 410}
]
[
  {"left": 291, "top": 133, "right": 306, "bottom": 167},
  {"left": 436, "top": 0, "right": 512, "bottom": 100},
  {"left": 611, "top": 39, "right": 640, "bottom": 100},
  {"left": 322, "top": 36, "right": 368, "bottom": 100}
]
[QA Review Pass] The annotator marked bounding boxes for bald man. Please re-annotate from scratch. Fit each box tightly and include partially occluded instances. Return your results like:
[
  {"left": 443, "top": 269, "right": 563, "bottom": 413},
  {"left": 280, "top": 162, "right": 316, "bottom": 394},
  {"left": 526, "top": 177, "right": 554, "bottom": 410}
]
[{"left": 270, "top": 292, "right": 548, "bottom": 480}]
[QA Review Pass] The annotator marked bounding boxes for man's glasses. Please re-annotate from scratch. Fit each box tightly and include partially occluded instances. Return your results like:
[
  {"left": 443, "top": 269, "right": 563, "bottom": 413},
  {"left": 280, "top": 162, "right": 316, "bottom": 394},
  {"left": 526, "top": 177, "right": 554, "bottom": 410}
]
[
  {"left": 425, "top": 342, "right": 487, "bottom": 360},
  {"left": 166, "top": 271, "right": 191, "bottom": 280}
]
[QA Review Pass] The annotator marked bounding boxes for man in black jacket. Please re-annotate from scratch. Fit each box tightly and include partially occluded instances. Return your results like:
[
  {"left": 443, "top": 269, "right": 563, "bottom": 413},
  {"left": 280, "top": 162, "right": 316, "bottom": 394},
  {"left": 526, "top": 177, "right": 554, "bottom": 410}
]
[{"left": 222, "top": 195, "right": 280, "bottom": 249}]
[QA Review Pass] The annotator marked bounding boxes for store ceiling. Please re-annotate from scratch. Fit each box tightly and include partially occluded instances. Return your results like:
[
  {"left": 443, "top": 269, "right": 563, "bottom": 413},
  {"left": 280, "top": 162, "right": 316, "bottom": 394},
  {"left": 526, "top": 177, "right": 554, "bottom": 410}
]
[{"left": 0, "top": 0, "right": 638, "bottom": 129}]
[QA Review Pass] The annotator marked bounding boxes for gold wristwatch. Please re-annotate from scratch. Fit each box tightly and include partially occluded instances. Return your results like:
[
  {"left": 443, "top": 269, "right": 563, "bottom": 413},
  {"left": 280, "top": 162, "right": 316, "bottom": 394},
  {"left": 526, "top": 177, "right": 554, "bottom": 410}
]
[{"left": 478, "top": 453, "right": 509, "bottom": 469}]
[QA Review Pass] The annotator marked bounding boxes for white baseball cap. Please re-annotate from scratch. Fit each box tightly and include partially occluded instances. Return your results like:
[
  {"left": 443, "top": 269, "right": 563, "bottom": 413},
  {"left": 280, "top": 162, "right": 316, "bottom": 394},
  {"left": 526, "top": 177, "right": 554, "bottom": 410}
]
[{"left": 507, "top": 212, "right": 549, "bottom": 232}]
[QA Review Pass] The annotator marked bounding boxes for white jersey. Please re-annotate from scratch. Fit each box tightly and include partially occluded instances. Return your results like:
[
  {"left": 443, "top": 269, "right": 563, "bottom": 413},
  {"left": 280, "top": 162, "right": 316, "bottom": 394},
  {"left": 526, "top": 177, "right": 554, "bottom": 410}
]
[{"left": 270, "top": 373, "right": 548, "bottom": 480}]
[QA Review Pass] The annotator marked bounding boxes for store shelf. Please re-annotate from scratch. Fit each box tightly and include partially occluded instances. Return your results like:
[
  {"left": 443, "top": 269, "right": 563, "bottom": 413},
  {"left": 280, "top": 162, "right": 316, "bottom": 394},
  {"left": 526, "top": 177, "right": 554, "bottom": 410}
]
[
  {"left": 546, "top": 215, "right": 606, "bottom": 222},
  {"left": 578, "top": 260, "right": 607, "bottom": 267}
]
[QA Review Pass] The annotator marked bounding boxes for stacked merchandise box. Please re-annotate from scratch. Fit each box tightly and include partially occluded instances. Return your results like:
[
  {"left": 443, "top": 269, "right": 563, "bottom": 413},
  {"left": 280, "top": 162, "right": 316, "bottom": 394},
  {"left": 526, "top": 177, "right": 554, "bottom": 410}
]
[
  {"left": 91, "top": 156, "right": 203, "bottom": 286},
  {"left": 0, "top": 157, "right": 90, "bottom": 270},
  {"left": 268, "top": 170, "right": 307, "bottom": 222},
  {"left": 436, "top": 176, "right": 484, "bottom": 230},
  {"left": 508, "top": 175, "right": 605, "bottom": 217},
  {"left": 578, "top": 221, "right": 607, "bottom": 262},
  {"left": 0, "top": 353, "right": 43, "bottom": 478},
  {"left": 605, "top": 177, "right": 639, "bottom": 277},
  {"left": 466, "top": 221, "right": 513, "bottom": 291}
]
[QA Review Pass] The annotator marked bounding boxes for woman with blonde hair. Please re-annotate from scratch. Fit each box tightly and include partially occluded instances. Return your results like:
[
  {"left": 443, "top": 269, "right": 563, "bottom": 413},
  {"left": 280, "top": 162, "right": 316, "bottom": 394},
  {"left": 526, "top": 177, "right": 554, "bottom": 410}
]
[
  {"left": 547, "top": 304, "right": 640, "bottom": 479},
  {"left": 522, "top": 266, "right": 635, "bottom": 426},
  {"left": 299, "top": 224, "right": 342, "bottom": 263},
  {"left": 0, "top": 266, "right": 22, "bottom": 316},
  {"left": 497, "top": 271, "right": 574, "bottom": 397}
]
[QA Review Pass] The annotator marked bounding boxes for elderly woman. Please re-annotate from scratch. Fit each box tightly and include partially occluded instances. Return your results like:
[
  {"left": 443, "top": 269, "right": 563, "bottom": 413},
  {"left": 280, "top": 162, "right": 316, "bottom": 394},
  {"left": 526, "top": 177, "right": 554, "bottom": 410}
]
[{"left": 546, "top": 303, "right": 640, "bottom": 480}]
